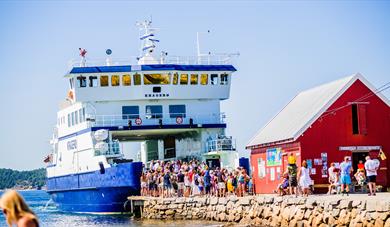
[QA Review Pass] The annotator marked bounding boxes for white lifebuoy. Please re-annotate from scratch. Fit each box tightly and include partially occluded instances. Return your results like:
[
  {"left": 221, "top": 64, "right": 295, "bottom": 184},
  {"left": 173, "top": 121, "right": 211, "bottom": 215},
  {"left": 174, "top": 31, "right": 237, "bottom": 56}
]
[
  {"left": 135, "top": 118, "right": 142, "bottom": 125},
  {"left": 176, "top": 116, "right": 183, "bottom": 124}
]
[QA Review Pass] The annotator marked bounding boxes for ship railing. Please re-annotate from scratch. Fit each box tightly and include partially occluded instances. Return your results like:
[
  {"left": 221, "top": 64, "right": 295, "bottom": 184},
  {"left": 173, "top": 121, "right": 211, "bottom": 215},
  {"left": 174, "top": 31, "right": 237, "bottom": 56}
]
[
  {"left": 86, "top": 113, "right": 226, "bottom": 127},
  {"left": 67, "top": 53, "right": 238, "bottom": 69},
  {"left": 206, "top": 137, "right": 236, "bottom": 152}
]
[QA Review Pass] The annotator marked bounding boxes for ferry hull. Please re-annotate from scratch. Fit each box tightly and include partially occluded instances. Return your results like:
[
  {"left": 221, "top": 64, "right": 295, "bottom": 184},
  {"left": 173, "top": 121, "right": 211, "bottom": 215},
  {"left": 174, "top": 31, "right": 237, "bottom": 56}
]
[{"left": 46, "top": 162, "right": 142, "bottom": 213}]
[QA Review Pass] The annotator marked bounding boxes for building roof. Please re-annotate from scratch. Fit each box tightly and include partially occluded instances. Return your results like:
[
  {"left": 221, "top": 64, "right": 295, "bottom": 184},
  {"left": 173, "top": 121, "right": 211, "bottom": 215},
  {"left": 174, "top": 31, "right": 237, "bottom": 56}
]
[
  {"left": 69, "top": 64, "right": 237, "bottom": 74},
  {"left": 246, "top": 73, "right": 390, "bottom": 149}
]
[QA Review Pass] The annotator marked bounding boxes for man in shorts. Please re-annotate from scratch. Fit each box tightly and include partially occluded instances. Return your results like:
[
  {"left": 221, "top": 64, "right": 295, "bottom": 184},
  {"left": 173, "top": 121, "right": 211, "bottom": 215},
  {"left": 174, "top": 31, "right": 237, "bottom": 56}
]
[
  {"left": 287, "top": 163, "right": 298, "bottom": 196},
  {"left": 364, "top": 156, "right": 379, "bottom": 196},
  {"left": 340, "top": 156, "right": 353, "bottom": 196}
]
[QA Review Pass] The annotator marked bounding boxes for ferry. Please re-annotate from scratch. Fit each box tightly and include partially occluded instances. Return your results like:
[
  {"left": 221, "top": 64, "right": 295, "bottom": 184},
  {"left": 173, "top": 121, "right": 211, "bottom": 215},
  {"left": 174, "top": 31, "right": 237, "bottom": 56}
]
[{"left": 45, "top": 20, "right": 239, "bottom": 213}]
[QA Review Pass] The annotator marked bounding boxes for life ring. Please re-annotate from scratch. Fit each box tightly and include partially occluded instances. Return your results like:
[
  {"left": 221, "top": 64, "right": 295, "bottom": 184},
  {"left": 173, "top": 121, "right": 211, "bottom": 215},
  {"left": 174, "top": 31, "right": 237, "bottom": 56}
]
[
  {"left": 135, "top": 118, "right": 142, "bottom": 125},
  {"left": 176, "top": 116, "right": 183, "bottom": 124}
]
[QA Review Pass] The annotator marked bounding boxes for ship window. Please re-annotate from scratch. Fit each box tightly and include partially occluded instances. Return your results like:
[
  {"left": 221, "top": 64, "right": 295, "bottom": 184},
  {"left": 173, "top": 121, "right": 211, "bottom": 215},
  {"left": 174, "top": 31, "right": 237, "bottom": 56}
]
[
  {"left": 111, "top": 75, "right": 120, "bottom": 86},
  {"left": 122, "top": 106, "right": 139, "bottom": 119},
  {"left": 71, "top": 112, "right": 75, "bottom": 126},
  {"left": 145, "top": 105, "right": 163, "bottom": 119},
  {"left": 78, "top": 109, "right": 83, "bottom": 123},
  {"left": 180, "top": 74, "right": 188, "bottom": 85},
  {"left": 133, "top": 73, "right": 141, "bottom": 85},
  {"left": 69, "top": 78, "right": 74, "bottom": 89},
  {"left": 172, "top": 73, "right": 179, "bottom": 85},
  {"left": 122, "top": 74, "right": 131, "bottom": 86},
  {"left": 67, "top": 114, "right": 70, "bottom": 127},
  {"left": 75, "top": 111, "right": 79, "bottom": 124},
  {"left": 89, "top": 76, "right": 98, "bottom": 87},
  {"left": 100, "top": 75, "right": 109, "bottom": 87},
  {"left": 82, "top": 108, "right": 85, "bottom": 122},
  {"left": 77, "top": 76, "right": 87, "bottom": 88},
  {"left": 190, "top": 74, "right": 198, "bottom": 85},
  {"left": 144, "top": 73, "right": 170, "bottom": 85},
  {"left": 210, "top": 74, "right": 218, "bottom": 85},
  {"left": 169, "top": 105, "right": 186, "bottom": 118},
  {"left": 220, "top": 73, "right": 228, "bottom": 85},
  {"left": 201, "top": 74, "right": 208, "bottom": 85}
]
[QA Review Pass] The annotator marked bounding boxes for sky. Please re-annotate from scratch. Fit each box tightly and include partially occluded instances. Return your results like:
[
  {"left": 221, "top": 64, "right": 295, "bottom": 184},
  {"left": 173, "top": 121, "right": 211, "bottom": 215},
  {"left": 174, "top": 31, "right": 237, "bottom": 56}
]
[{"left": 0, "top": 1, "right": 389, "bottom": 170}]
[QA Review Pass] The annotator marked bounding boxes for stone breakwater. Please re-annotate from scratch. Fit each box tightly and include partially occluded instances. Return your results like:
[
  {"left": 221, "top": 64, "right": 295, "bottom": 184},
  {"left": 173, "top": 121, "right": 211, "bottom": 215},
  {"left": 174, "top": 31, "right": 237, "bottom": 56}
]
[{"left": 141, "top": 195, "right": 390, "bottom": 226}]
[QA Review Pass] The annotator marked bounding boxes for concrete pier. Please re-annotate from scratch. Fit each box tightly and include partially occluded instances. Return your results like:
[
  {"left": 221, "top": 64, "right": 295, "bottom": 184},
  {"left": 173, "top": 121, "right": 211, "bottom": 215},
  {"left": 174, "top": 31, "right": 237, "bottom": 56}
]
[{"left": 133, "top": 193, "right": 390, "bottom": 226}]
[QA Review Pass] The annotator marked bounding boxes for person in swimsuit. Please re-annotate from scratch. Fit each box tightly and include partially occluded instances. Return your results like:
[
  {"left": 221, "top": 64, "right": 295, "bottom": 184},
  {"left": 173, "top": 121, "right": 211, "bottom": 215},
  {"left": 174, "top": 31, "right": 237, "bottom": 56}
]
[{"left": 0, "top": 190, "right": 39, "bottom": 227}]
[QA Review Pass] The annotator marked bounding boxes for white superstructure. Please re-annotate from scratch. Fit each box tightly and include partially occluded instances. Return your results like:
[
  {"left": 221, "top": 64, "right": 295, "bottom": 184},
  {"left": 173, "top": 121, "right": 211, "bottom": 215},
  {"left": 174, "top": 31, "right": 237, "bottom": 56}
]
[{"left": 47, "top": 20, "right": 238, "bottom": 178}]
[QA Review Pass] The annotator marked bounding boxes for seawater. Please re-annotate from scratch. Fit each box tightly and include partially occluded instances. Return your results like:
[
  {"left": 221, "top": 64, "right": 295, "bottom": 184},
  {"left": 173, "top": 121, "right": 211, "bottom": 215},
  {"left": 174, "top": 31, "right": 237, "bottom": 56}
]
[{"left": 0, "top": 190, "right": 222, "bottom": 227}]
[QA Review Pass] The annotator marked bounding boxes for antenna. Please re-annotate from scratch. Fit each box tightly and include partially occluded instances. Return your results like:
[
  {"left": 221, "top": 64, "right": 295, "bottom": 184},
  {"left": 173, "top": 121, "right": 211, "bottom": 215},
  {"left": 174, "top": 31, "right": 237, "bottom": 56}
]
[
  {"left": 196, "top": 30, "right": 210, "bottom": 64},
  {"left": 136, "top": 19, "right": 159, "bottom": 58}
]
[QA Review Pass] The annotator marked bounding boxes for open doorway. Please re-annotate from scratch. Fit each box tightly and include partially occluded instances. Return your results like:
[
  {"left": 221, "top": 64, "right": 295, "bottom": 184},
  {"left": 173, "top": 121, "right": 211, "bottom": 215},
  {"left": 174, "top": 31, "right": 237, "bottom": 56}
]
[
  {"left": 352, "top": 151, "right": 368, "bottom": 172},
  {"left": 164, "top": 136, "right": 176, "bottom": 159}
]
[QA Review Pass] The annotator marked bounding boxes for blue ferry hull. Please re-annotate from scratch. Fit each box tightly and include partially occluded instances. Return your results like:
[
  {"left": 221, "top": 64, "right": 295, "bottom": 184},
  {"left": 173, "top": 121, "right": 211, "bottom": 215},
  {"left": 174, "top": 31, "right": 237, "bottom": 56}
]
[{"left": 46, "top": 162, "right": 142, "bottom": 213}]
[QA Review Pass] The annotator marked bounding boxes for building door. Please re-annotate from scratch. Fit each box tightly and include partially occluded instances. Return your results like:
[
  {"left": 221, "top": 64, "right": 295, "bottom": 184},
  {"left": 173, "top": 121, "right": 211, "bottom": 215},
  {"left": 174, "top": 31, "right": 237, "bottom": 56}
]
[
  {"left": 352, "top": 151, "right": 368, "bottom": 172},
  {"left": 206, "top": 159, "right": 220, "bottom": 169},
  {"left": 164, "top": 137, "right": 176, "bottom": 159}
]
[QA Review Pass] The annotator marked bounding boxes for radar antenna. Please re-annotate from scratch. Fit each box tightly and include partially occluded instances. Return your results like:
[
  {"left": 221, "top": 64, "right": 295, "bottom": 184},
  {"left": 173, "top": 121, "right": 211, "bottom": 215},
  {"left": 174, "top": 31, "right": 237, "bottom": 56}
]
[{"left": 136, "top": 19, "right": 159, "bottom": 58}]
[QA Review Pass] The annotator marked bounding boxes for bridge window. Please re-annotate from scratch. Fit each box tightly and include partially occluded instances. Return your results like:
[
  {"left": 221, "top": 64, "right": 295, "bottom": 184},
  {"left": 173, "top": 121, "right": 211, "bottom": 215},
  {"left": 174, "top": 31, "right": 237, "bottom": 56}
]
[
  {"left": 111, "top": 75, "right": 120, "bottom": 86},
  {"left": 89, "top": 76, "right": 98, "bottom": 87},
  {"left": 190, "top": 74, "right": 198, "bottom": 85},
  {"left": 75, "top": 111, "right": 79, "bottom": 124},
  {"left": 133, "top": 73, "right": 141, "bottom": 85},
  {"left": 69, "top": 78, "right": 74, "bottom": 89},
  {"left": 180, "top": 74, "right": 188, "bottom": 85},
  {"left": 173, "top": 73, "right": 179, "bottom": 85},
  {"left": 144, "top": 73, "right": 170, "bottom": 85},
  {"left": 71, "top": 112, "right": 75, "bottom": 126},
  {"left": 169, "top": 105, "right": 186, "bottom": 118},
  {"left": 122, "top": 106, "right": 139, "bottom": 119},
  {"left": 67, "top": 114, "right": 70, "bottom": 127},
  {"left": 77, "top": 76, "right": 87, "bottom": 87},
  {"left": 201, "top": 74, "right": 208, "bottom": 85},
  {"left": 221, "top": 73, "right": 228, "bottom": 85},
  {"left": 122, "top": 74, "right": 131, "bottom": 86},
  {"left": 210, "top": 74, "right": 218, "bottom": 85},
  {"left": 146, "top": 105, "right": 163, "bottom": 119},
  {"left": 78, "top": 109, "right": 84, "bottom": 123},
  {"left": 100, "top": 76, "right": 109, "bottom": 87}
]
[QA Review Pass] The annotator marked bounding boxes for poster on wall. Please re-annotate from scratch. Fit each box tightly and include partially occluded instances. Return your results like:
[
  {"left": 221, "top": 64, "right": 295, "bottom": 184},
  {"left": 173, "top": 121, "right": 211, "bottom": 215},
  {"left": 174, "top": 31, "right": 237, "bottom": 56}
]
[
  {"left": 314, "top": 159, "right": 322, "bottom": 165},
  {"left": 321, "top": 165, "right": 328, "bottom": 178},
  {"left": 276, "top": 167, "right": 281, "bottom": 180},
  {"left": 270, "top": 167, "right": 275, "bottom": 181},
  {"left": 306, "top": 159, "right": 313, "bottom": 169},
  {"left": 311, "top": 168, "right": 316, "bottom": 175},
  {"left": 266, "top": 148, "right": 282, "bottom": 166},
  {"left": 257, "top": 158, "right": 266, "bottom": 178}
]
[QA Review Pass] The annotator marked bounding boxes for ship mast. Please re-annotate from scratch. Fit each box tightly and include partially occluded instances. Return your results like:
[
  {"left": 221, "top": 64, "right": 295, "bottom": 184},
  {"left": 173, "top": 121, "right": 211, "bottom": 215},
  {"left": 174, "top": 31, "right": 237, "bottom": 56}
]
[{"left": 136, "top": 19, "right": 160, "bottom": 64}]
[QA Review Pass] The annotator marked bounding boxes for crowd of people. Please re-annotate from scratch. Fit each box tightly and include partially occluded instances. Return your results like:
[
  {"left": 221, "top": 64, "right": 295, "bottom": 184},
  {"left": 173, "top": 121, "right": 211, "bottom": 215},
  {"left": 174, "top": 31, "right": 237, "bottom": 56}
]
[
  {"left": 274, "top": 154, "right": 381, "bottom": 197},
  {"left": 327, "top": 155, "right": 380, "bottom": 196},
  {"left": 140, "top": 159, "right": 253, "bottom": 198},
  {"left": 274, "top": 153, "right": 313, "bottom": 197}
]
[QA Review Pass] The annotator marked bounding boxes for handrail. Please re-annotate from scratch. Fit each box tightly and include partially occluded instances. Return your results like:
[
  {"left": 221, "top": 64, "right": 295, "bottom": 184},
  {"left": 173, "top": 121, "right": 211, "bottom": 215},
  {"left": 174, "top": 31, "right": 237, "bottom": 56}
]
[
  {"left": 206, "top": 138, "right": 236, "bottom": 152},
  {"left": 86, "top": 112, "right": 226, "bottom": 127},
  {"left": 68, "top": 53, "right": 237, "bottom": 69}
]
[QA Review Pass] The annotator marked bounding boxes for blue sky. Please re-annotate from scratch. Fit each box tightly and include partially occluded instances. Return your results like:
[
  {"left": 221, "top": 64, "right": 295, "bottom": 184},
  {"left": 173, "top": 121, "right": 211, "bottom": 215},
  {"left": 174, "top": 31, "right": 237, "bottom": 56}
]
[{"left": 0, "top": 1, "right": 389, "bottom": 170}]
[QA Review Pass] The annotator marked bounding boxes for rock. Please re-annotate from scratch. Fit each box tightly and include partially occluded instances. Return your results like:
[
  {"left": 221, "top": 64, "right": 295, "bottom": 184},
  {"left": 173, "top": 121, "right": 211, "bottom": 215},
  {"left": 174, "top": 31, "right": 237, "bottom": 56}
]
[
  {"left": 379, "top": 212, "right": 389, "bottom": 220},
  {"left": 216, "top": 204, "right": 226, "bottom": 213},
  {"left": 304, "top": 209, "right": 312, "bottom": 219},
  {"left": 256, "top": 196, "right": 265, "bottom": 204},
  {"left": 275, "top": 196, "right": 283, "bottom": 203},
  {"left": 218, "top": 197, "right": 227, "bottom": 205},
  {"left": 367, "top": 200, "right": 377, "bottom": 212},
  {"left": 289, "top": 218, "right": 298, "bottom": 227},
  {"left": 217, "top": 213, "right": 226, "bottom": 222},
  {"left": 352, "top": 200, "right": 361, "bottom": 208},
  {"left": 332, "top": 208, "right": 340, "bottom": 217},
  {"left": 375, "top": 219, "right": 384, "bottom": 227},
  {"left": 264, "top": 196, "right": 274, "bottom": 204},
  {"left": 377, "top": 201, "right": 390, "bottom": 212},
  {"left": 282, "top": 207, "right": 291, "bottom": 221},
  {"left": 238, "top": 197, "right": 251, "bottom": 206},
  {"left": 340, "top": 200, "right": 353, "bottom": 209},
  {"left": 210, "top": 197, "right": 218, "bottom": 205},
  {"left": 305, "top": 199, "right": 316, "bottom": 209},
  {"left": 384, "top": 218, "right": 390, "bottom": 227},
  {"left": 165, "top": 209, "right": 175, "bottom": 215}
]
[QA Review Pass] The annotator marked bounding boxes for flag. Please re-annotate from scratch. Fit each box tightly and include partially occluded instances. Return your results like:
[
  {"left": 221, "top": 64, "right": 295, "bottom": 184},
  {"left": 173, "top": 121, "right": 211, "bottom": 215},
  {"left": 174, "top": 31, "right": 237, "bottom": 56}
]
[{"left": 379, "top": 149, "right": 387, "bottom": 160}]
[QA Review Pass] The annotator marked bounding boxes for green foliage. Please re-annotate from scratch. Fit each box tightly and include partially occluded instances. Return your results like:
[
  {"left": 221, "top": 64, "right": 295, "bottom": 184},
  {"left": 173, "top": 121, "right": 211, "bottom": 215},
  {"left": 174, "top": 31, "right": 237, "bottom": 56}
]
[{"left": 0, "top": 168, "right": 46, "bottom": 189}]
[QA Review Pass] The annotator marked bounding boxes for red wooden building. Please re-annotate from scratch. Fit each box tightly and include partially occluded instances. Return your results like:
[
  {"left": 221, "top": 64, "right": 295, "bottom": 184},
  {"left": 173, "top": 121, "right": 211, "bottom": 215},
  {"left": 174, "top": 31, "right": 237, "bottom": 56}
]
[{"left": 247, "top": 74, "right": 390, "bottom": 194}]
